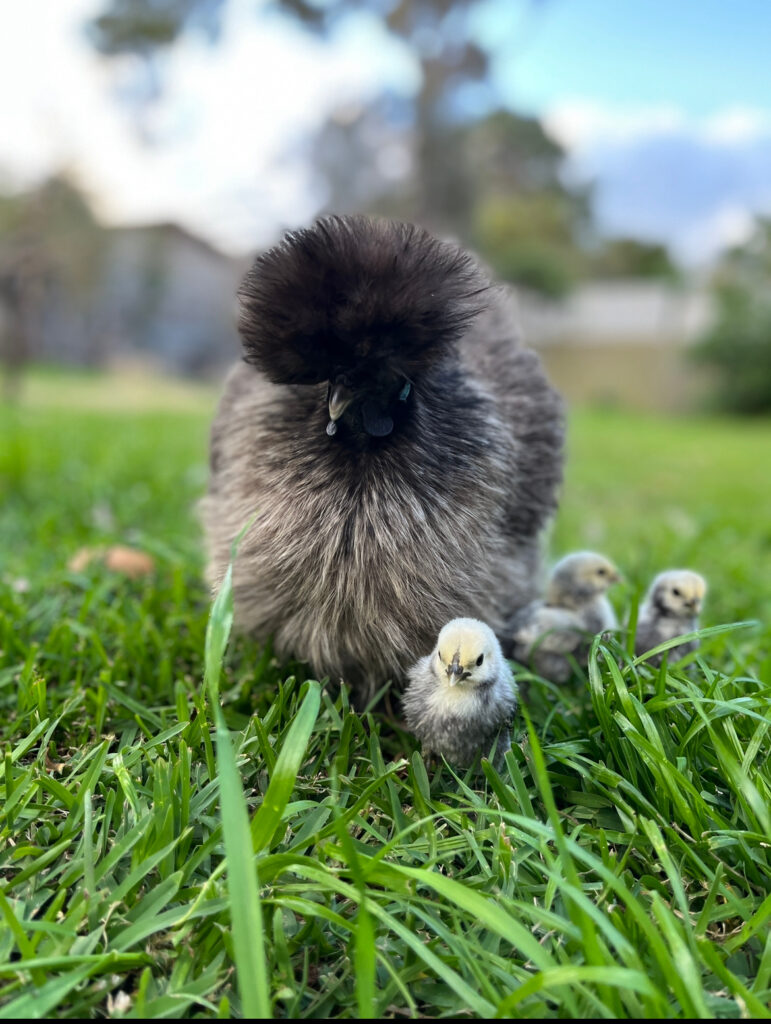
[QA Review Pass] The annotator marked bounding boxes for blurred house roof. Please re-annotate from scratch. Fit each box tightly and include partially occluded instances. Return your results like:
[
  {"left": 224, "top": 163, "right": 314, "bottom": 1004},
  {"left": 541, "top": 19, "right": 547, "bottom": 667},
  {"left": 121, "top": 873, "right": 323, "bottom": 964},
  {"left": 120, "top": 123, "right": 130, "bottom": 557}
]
[
  {"left": 111, "top": 221, "right": 247, "bottom": 267},
  {"left": 100, "top": 222, "right": 245, "bottom": 372}
]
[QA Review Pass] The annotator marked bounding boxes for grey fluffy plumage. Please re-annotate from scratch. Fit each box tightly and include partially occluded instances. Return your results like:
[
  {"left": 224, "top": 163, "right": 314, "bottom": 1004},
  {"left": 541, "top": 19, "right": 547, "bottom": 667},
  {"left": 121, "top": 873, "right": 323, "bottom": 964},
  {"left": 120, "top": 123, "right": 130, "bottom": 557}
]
[
  {"left": 402, "top": 618, "right": 517, "bottom": 768},
  {"left": 635, "top": 569, "right": 707, "bottom": 665},
  {"left": 200, "top": 215, "right": 564, "bottom": 702},
  {"left": 505, "top": 551, "right": 621, "bottom": 683}
]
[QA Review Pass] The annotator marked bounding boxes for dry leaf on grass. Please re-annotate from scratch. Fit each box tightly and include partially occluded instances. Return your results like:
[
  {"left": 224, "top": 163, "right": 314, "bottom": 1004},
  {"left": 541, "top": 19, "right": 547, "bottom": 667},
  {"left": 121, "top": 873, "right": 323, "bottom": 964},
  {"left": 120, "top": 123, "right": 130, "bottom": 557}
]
[
  {"left": 68, "top": 544, "right": 155, "bottom": 578},
  {"left": 104, "top": 545, "right": 155, "bottom": 577},
  {"left": 45, "top": 753, "right": 66, "bottom": 774},
  {"left": 68, "top": 547, "right": 103, "bottom": 573}
]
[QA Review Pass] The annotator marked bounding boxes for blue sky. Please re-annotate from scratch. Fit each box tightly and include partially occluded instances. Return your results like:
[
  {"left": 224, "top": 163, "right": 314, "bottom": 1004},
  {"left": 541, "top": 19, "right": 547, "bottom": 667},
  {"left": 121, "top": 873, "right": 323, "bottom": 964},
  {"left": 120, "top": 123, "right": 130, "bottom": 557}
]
[
  {"left": 474, "top": 0, "right": 771, "bottom": 261},
  {"left": 485, "top": 0, "right": 771, "bottom": 118},
  {"left": 1, "top": 0, "right": 769, "bottom": 264}
]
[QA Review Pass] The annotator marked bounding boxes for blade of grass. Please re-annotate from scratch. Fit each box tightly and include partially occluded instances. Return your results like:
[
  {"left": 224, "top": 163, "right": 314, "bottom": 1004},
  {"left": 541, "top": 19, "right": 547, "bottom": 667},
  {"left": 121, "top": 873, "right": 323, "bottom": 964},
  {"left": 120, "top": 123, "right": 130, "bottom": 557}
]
[
  {"left": 204, "top": 548, "right": 271, "bottom": 1020},
  {"left": 0, "top": 964, "right": 93, "bottom": 1020},
  {"left": 631, "top": 620, "right": 756, "bottom": 667},
  {"left": 250, "top": 681, "right": 321, "bottom": 853}
]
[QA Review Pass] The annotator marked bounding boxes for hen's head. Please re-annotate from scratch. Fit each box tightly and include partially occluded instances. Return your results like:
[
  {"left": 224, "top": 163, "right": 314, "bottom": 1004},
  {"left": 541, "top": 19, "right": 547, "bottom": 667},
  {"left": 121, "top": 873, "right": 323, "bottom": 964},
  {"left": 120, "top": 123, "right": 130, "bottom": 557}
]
[{"left": 238, "top": 215, "right": 488, "bottom": 438}]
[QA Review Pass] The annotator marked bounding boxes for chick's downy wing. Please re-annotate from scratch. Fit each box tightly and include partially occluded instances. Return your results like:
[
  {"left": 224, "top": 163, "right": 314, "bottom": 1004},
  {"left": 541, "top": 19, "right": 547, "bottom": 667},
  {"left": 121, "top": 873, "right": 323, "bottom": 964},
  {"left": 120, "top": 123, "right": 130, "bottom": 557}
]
[{"left": 512, "top": 604, "right": 585, "bottom": 655}]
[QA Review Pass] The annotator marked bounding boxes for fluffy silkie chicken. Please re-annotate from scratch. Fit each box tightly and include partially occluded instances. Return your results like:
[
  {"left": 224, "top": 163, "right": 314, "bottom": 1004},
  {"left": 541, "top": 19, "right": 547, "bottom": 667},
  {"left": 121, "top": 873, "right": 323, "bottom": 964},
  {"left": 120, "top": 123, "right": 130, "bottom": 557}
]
[
  {"left": 505, "top": 551, "right": 621, "bottom": 683},
  {"left": 403, "top": 618, "right": 518, "bottom": 768},
  {"left": 201, "top": 215, "right": 564, "bottom": 703},
  {"left": 635, "top": 569, "right": 707, "bottom": 665}
]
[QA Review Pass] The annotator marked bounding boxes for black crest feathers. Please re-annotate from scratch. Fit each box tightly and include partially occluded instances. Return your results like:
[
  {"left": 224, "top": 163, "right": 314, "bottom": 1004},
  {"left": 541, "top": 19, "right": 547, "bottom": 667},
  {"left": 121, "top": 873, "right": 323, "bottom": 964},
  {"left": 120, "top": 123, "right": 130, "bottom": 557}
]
[{"left": 237, "top": 215, "right": 489, "bottom": 384}]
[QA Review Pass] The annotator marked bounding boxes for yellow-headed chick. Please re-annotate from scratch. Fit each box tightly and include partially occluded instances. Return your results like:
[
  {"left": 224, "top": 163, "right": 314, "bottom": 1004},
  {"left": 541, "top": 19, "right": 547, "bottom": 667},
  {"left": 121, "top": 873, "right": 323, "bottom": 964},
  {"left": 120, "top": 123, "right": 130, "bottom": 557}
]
[
  {"left": 403, "top": 618, "right": 517, "bottom": 769},
  {"left": 635, "top": 569, "right": 707, "bottom": 664},
  {"left": 505, "top": 551, "right": 622, "bottom": 683}
]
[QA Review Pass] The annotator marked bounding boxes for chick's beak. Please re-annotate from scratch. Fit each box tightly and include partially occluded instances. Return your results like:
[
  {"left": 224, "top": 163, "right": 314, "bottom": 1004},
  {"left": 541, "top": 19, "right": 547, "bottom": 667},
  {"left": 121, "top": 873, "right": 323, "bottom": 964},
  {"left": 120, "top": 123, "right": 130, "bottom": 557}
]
[
  {"left": 446, "top": 654, "right": 463, "bottom": 687},
  {"left": 329, "top": 382, "right": 354, "bottom": 422}
]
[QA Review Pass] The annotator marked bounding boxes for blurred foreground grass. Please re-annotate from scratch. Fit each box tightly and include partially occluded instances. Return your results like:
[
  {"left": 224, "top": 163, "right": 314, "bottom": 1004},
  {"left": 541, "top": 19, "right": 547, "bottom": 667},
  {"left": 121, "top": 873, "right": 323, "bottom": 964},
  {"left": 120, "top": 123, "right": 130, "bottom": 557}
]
[{"left": 0, "top": 368, "right": 769, "bottom": 1018}]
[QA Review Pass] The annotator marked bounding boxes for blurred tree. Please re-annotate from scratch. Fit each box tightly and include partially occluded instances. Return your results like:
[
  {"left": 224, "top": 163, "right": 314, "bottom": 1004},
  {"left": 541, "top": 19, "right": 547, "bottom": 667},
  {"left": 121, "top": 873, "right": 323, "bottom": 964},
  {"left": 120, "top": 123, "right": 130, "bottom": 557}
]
[
  {"left": 86, "top": 0, "right": 609, "bottom": 298},
  {"left": 0, "top": 177, "right": 108, "bottom": 398},
  {"left": 464, "top": 110, "right": 591, "bottom": 296},
  {"left": 590, "top": 237, "right": 679, "bottom": 281},
  {"left": 89, "top": 0, "right": 226, "bottom": 52},
  {"left": 688, "top": 221, "right": 769, "bottom": 415},
  {"left": 691, "top": 219, "right": 771, "bottom": 414},
  {"left": 309, "top": 96, "right": 417, "bottom": 218},
  {"left": 312, "top": 105, "right": 590, "bottom": 296},
  {"left": 464, "top": 107, "right": 568, "bottom": 195},
  {"left": 87, "top": 0, "right": 227, "bottom": 130},
  {"left": 86, "top": 0, "right": 543, "bottom": 233},
  {"left": 472, "top": 194, "right": 579, "bottom": 297}
]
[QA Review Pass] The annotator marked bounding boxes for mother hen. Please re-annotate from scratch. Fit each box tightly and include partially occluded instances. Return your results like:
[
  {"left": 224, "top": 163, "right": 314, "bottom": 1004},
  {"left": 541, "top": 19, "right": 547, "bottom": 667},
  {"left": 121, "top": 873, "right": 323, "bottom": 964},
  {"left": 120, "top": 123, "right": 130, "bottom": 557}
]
[{"left": 201, "top": 215, "right": 564, "bottom": 703}]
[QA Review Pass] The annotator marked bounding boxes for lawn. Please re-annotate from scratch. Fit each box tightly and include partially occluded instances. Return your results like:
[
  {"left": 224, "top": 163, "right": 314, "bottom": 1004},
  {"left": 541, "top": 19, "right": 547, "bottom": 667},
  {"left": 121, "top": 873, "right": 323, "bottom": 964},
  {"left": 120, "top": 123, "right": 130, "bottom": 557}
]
[{"left": 1, "top": 369, "right": 770, "bottom": 1019}]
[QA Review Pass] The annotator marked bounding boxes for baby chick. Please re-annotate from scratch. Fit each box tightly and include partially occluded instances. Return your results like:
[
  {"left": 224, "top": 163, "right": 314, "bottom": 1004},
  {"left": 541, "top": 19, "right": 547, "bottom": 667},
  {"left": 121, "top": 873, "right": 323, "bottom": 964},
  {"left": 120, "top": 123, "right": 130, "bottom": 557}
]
[
  {"left": 635, "top": 570, "right": 707, "bottom": 664},
  {"left": 505, "top": 551, "right": 622, "bottom": 683},
  {"left": 403, "top": 618, "right": 517, "bottom": 769}
]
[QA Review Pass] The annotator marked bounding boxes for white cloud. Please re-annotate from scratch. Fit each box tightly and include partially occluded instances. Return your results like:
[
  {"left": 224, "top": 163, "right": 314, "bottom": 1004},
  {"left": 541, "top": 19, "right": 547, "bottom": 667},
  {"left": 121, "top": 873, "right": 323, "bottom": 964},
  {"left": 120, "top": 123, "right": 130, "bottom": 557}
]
[
  {"left": 544, "top": 100, "right": 771, "bottom": 150},
  {"left": 700, "top": 107, "right": 771, "bottom": 145},
  {"left": 543, "top": 99, "right": 771, "bottom": 264},
  {"left": 0, "top": 0, "right": 418, "bottom": 252},
  {"left": 544, "top": 101, "right": 687, "bottom": 149},
  {"left": 685, "top": 205, "right": 756, "bottom": 255}
]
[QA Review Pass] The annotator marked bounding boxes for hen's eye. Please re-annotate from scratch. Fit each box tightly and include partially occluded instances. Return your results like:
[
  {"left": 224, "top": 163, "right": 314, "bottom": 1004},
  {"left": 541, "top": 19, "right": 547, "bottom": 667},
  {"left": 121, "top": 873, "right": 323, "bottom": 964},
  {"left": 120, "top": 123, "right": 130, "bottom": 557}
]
[
  {"left": 672, "top": 587, "right": 682, "bottom": 598},
  {"left": 476, "top": 654, "right": 484, "bottom": 666}
]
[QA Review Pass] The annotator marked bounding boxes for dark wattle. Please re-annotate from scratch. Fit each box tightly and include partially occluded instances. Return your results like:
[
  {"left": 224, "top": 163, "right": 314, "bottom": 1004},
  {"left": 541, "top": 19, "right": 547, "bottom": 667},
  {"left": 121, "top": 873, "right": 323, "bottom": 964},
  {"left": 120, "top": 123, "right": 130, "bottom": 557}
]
[{"left": 361, "top": 398, "right": 394, "bottom": 437}]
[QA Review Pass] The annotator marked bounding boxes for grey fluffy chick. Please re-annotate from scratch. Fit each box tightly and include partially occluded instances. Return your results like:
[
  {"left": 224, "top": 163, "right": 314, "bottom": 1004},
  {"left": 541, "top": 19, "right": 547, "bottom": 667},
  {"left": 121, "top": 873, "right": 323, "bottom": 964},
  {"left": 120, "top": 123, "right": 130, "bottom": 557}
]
[
  {"left": 402, "top": 618, "right": 517, "bottom": 768},
  {"left": 200, "top": 215, "right": 564, "bottom": 704},
  {"left": 505, "top": 551, "right": 621, "bottom": 683},
  {"left": 635, "top": 570, "right": 707, "bottom": 664}
]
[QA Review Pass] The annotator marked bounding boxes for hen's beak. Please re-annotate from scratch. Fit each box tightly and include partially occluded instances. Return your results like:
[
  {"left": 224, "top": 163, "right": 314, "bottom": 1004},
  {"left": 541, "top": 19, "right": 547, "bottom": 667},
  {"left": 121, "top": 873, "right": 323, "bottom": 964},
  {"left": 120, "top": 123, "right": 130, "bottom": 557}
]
[{"left": 329, "top": 382, "right": 354, "bottom": 423}]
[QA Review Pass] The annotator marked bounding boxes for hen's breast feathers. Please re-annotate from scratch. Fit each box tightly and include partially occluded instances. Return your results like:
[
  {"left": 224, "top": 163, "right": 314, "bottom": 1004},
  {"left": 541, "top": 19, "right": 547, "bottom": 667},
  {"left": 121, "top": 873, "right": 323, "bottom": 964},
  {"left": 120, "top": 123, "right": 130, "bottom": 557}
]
[{"left": 206, "top": 354, "right": 509, "bottom": 602}]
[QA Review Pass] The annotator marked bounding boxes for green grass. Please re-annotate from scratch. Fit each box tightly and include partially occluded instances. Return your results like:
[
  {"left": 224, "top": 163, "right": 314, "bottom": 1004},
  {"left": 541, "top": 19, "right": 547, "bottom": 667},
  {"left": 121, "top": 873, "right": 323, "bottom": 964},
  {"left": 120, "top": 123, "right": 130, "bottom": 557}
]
[{"left": 1, "top": 372, "right": 770, "bottom": 1019}]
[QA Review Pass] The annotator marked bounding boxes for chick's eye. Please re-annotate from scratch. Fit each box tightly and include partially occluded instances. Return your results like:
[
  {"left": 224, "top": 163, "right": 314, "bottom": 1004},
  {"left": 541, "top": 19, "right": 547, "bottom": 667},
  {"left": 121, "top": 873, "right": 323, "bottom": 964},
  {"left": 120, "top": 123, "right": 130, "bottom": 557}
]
[
  {"left": 672, "top": 587, "right": 682, "bottom": 598},
  {"left": 597, "top": 567, "right": 607, "bottom": 576},
  {"left": 476, "top": 654, "right": 484, "bottom": 666}
]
